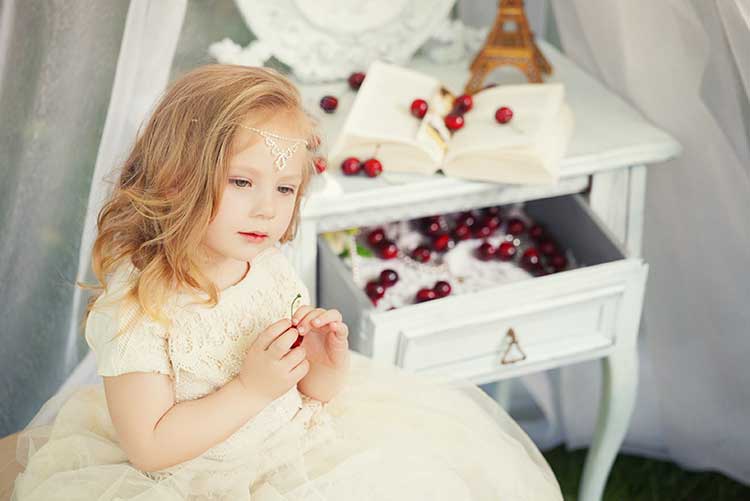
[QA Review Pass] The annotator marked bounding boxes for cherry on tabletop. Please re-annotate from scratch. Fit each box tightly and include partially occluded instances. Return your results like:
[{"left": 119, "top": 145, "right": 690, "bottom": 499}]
[
  {"left": 348, "top": 72, "right": 366, "bottom": 90},
  {"left": 497, "top": 241, "right": 517, "bottom": 261},
  {"left": 365, "top": 280, "right": 386, "bottom": 300},
  {"left": 453, "top": 223, "right": 472, "bottom": 241},
  {"left": 313, "top": 156, "right": 327, "bottom": 174},
  {"left": 320, "top": 95, "right": 338, "bottom": 113},
  {"left": 433, "top": 280, "right": 452, "bottom": 298},
  {"left": 341, "top": 157, "right": 362, "bottom": 175},
  {"left": 410, "top": 99, "right": 429, "bottom": 119},
  {"left": 367, "top": 228, "right": 386, "bottom": 247},
  {"left": 411, "top": 245, "right": 432, "bottom": 263},
  {"left": 415, "top": 288, "right": 438, "bottom": 303},
  {"left": 476, "top": 242, "right": 497, "bottom": 261},
  {"left": 539, "top": 238, "right": 559, "bottom": 257},
  {"left": 495, "top": 106, "right": 513, "bottom": 124},
  {"left": 379, "top": 269, "right": 399, "bottom": 287},
  {"left": 453, "top": 94, "right": 473, "bottom": 114},
  {"left": 377, "top": 240, "right": 399, "bottom": 260},
  {"left": 506, "top": 217, "right": 526, "bottom": 236},
  {"left": 362, "top": 158, "right": 383, "bottom": 177},
  {"left": 432, "top": 233, "right": 453, "bottom": 253}
]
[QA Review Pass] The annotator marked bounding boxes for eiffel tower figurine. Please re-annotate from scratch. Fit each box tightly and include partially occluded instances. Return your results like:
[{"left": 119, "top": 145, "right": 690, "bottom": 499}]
[{"left": 464, "top": 0, "right": 552, "bottom": 95}]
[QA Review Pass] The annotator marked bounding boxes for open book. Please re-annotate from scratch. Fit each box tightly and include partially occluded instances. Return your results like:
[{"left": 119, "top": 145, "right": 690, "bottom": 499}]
[{"left": 328, "top": 60, "right": 575, "bottom": 184}]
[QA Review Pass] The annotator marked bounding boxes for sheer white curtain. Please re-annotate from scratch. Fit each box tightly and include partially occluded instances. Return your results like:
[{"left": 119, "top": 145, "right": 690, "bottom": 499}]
[
  {"left": 491, "top": 0, "right": 750, "bottom": 484},
  {"left": 0, "top": 0, "right": 129, "bottom": 437}
]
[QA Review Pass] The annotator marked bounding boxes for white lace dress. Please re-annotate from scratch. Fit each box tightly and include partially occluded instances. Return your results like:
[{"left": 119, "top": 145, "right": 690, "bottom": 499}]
[{"left": 11, "top": 246, "right": 562, "bottom": 500}]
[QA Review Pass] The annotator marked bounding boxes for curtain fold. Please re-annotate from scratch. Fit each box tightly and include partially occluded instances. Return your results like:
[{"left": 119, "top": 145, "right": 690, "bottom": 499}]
[
  {"left": 0, "top": 0, "right": 130, "bottom": 437},
  {"left": 540, "top": 0, "right": 750, "bottom": 483}
]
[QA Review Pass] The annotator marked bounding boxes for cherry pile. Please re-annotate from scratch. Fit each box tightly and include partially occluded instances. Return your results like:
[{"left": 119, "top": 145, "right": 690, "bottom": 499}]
[{"left": 357, "top": 204, "right": 572, "bottom": 307}]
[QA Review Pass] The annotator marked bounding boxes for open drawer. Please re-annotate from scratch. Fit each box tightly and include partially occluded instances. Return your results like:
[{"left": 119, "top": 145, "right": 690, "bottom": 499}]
[{"left": 318, "top": 194, "right": 648, "bottom": 384}]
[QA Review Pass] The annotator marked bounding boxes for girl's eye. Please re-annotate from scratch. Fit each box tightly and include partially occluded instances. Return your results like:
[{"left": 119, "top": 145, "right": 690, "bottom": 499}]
[
  {"left": 230, "top": 178, "right": 251, "bottom": 188},
  {"left": 279, "top": 186, "right": 295, "bottom": 195}
]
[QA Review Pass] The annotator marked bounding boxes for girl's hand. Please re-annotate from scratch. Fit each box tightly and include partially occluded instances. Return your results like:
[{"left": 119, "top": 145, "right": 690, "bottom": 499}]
[{"left": 291, "top": 306, "right": 349, "bottom": 371}]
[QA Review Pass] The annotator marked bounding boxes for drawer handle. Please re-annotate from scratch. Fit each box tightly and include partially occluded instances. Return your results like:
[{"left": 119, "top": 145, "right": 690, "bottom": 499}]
[{"left": 501, "top": 328, "right": 527, "bottom": 365}]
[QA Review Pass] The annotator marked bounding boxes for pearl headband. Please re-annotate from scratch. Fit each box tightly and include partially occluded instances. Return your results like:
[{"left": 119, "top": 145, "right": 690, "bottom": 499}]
[{"left": 238, "top": 125, "right": 309, "bottom": 172}]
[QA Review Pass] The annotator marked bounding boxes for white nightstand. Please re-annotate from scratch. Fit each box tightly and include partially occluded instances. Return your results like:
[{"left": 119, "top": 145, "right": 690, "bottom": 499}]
[{"left": 290, "top": 40, "right": 681, "bottom": 501}]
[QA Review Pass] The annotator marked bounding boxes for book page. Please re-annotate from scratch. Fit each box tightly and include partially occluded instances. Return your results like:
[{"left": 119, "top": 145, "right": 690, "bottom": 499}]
[
  {"left": 329, "top": 60, "right": 444, "bottom": 166},
  {"left": 444, "top": 83, "right": 565, "bottom": 162},
  {"left": 443, "top": 101, "right": 574, "bottom": 184}
]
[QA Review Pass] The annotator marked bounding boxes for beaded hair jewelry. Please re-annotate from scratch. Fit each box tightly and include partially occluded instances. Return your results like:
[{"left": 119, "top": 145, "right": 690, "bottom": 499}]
[{"left": 239, "top": 125, "right": 309, "bottom": 172}]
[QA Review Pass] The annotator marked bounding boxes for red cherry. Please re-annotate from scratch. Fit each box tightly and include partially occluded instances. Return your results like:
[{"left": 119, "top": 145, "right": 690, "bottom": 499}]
[
  {"left": 432, "top": 233, "right": 453, "bottom": 253},
  {"left": 453, "top": 94, "right": 473, "bottom": 114},
  {"left": 367, "top": 228, "right": 386, "bottom": 247},
  {"left": 365, "top": 280, "right": 386, "bottom": 300},
  {"left": 291, "top": 332, "right": 303, "bottom": 349},
  {"left": 378, "top": 240, "right": 399, "bottom": 259},
  {"left": 529, "top": 224, "right": 545, "bottom": 241},
  {"left": 521, "top": 247, "right": 542, "bottom": 270},
  {"left": 363, "top": 158, "right": 383, "bottom": 177},
  {"left": 424, "top": 220, "right": 444, "bottom": 236},
  {"left": 416, "top": 288, "right": 437, "bottom": 303},
  {"left": 456, "top": 211, "right": 478, "bottom": 228},
  {"left": 495, "top": 106, "right": 513, "bottom": 124},
  {"left": 379, "top": 269, "right": 399, "bottom": 287},
  {"left": 410, "top": 99, "right": 429, "bottom": 119},
  {"left": 313, "top": 156, "right": 327, "bottom": 174},
  {"left": 411, "top": 245, "right": 432, "bottom": 263},
  {"left": 539, "top": 238, "right": 559, "bottom": 257},
  {"left": 452, "top": 223, "right": 472, "bottom": 241},
  {"left": 497, "top": 241, "right": 517, "bottom": 261},
  {"left": 434, "top": 280, "right": 452, "bottom": 298},
  {"left": 484, "top": 206, "right": 502, "bottom": 217},
  {"left": 506, "top": 218, "right": 526, "bottom": 236},
  {"left": 320, "top": 95, "right": 338, "bottom": 113},
  {"left": 482, "top": 214, "right": 502, "bottom": 230},
  {"left": 476, "top": 242, "right": 496, "bottom": 261},
  {"left": 341, "top": 157, "right": 361, "bottom": 175},
  {"left": 348, "top": 72, "right": 366, "bottom": 90},
  {"left": 473, "top": 225, "right": 493, "bottom": 239},
  {"left": 444, "top": 113, "right": 465, "bottom": 131},
  {"left": 549, "top": 253, "right": 568, "bottom": 272}
]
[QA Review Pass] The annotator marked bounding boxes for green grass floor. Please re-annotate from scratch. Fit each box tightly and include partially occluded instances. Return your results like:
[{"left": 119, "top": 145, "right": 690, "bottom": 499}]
[{"left": 543, "top": 446, "right": 750, "bottom": 500}]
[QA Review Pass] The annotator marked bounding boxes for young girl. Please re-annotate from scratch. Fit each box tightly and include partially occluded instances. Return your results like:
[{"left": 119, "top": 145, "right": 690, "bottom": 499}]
[{"left": 11, "top": 64, "right": 562, "bottom": 500}]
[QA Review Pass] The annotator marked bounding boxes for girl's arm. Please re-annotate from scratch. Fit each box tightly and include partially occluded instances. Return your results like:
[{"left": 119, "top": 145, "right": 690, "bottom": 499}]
[{"left": 103, "top": 372, "right": 271, "bottom": 472}]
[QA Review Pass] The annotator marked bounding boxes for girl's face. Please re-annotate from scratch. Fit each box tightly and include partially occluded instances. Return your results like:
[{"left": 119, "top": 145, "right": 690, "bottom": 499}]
[{"left": 201, "top": 112, "right": 306, "bottom": 269}]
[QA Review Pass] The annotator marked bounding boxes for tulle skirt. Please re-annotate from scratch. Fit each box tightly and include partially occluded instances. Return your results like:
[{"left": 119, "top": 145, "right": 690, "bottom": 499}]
[{"left": 11, "top": 351, "right": 562, "bottom": 500}]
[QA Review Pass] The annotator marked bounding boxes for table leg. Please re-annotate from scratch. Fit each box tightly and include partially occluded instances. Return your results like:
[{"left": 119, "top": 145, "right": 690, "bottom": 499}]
[{"left": 578, "top": 348, "right": 639, "bottom": 501}]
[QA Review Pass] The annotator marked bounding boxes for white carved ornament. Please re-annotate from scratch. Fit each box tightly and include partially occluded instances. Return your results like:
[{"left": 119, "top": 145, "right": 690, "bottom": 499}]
[{"left": 210, "top": 0, "right": 458, "bottom": 83}]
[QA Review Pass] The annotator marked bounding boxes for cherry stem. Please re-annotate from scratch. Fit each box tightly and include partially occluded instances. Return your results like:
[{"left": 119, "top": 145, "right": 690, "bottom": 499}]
[
  {"left": 373, "top": 143, "right": 381, "bottom": 158},
  {"left": 290, "top": 292, "right": 302, "bottom": 320}
]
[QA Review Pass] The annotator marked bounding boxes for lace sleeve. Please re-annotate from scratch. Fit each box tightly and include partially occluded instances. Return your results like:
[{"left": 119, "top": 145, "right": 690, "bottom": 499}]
[{"left": 85, "top": 295, "right": 174, "bottom": 379}]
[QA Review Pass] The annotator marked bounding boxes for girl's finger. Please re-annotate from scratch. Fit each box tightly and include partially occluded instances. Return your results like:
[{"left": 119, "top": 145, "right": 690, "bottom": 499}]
[
  {"left": 291, "top": 305, "right": 315, "bottom": 326},
  {"left": 297, "top": 309, "right": 327, "bottom": 333},
  {"left": 310, "top": 309, "right": 342, "bottom": 329}
]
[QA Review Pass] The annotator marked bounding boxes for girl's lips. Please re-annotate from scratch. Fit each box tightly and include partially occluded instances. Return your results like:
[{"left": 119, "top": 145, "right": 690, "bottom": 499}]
[{"left": 239, "top": 232, "right": 268, "bottom": 241}]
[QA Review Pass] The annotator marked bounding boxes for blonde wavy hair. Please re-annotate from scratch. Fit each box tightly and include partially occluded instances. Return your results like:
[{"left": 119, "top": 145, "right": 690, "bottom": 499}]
[{"left": 83, "top": 64, "right": 320, "bottom": 331}]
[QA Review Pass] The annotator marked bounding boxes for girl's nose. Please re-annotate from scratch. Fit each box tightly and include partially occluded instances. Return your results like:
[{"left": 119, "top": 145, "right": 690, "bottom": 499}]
[{"left": 251, "top": 189, "right": 276, "bottom": 219}]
